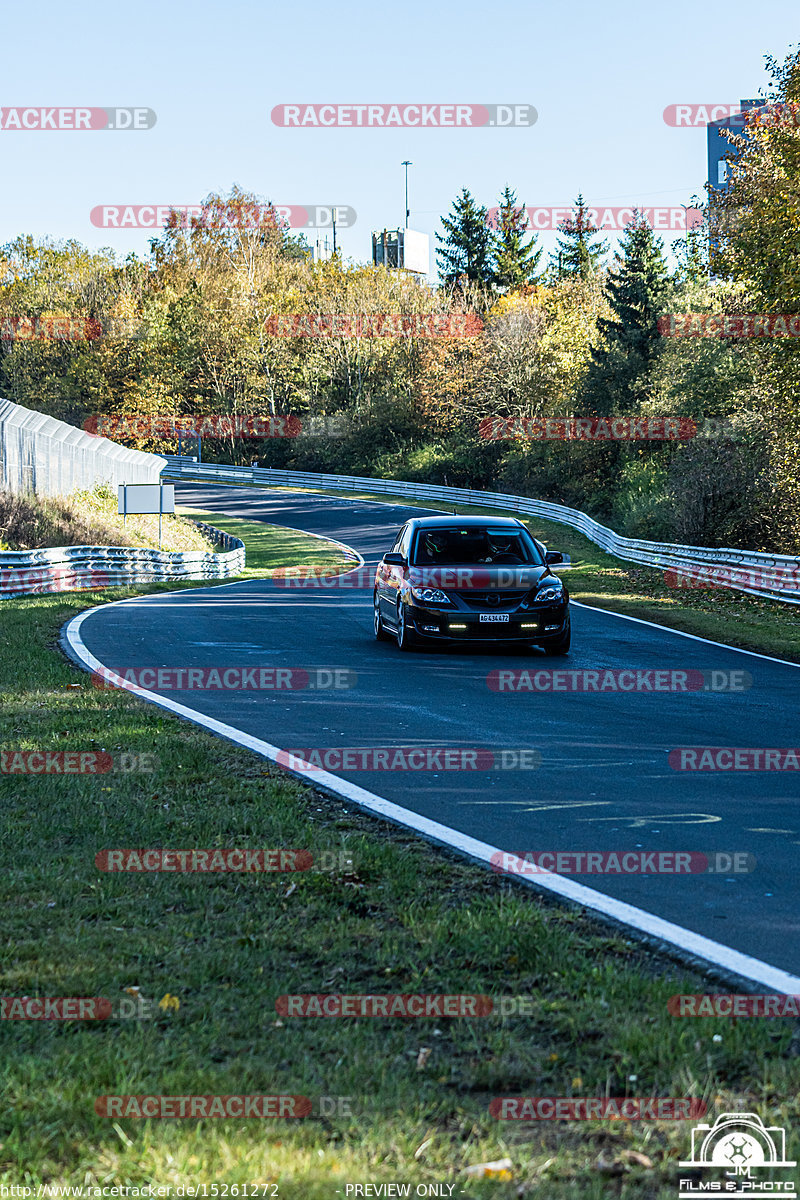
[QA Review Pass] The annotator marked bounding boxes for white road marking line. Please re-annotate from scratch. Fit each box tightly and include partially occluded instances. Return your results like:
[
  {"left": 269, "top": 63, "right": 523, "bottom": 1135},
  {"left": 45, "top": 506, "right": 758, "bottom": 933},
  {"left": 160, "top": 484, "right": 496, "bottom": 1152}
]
[{"left": 62, "top": 489, "right": 800, "bottom": 990}]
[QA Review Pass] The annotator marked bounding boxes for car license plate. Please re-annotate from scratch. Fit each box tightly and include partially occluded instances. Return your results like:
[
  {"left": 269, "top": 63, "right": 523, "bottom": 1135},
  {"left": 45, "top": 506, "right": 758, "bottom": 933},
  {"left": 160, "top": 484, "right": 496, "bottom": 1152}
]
[{"left": 480, "top": 613, "right": 510, "bottom": 623}]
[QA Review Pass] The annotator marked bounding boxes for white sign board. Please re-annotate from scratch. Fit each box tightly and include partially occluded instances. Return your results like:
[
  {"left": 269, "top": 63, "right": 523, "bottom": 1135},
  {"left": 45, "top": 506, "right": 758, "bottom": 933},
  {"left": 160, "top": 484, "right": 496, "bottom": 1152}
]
[
  {"left": 118, "top": 484, "right": 175, "bottom": 515},
  {"left": 401, "top": 228, "right": 429, "bottom": 275}
]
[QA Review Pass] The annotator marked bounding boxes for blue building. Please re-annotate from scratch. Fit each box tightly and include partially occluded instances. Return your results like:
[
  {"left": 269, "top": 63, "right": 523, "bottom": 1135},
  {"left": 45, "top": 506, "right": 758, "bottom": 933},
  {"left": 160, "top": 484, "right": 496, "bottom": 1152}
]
[{"left": 707, "top": 98, "right": 764, "bottom": 191}]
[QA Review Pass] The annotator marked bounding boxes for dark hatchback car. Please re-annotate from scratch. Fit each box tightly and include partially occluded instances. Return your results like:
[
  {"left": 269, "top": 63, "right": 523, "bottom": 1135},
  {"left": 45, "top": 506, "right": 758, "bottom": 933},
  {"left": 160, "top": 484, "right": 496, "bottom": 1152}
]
[{"left": 373, "top": 515, "right": 570, "bottom": 653}]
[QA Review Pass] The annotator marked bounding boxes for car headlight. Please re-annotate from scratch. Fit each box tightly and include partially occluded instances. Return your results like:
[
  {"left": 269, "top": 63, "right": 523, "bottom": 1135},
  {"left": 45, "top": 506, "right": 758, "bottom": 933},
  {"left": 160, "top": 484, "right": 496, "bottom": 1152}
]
[
  {"left": 410, "top": 586, "right": 453, "bottom": 605},
  {"left": 535, "top": 581, "right": 564, "bottom": 603}
]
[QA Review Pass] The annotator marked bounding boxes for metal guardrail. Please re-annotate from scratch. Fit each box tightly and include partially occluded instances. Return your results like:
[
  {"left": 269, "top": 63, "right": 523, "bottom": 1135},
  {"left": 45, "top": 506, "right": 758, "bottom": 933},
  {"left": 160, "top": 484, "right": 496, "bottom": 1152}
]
[
  {"left": 161, "top": 458, "right": 800, "bottom": 605},
  {"left": 0, "top": 521, "right": 245, "bottom": 598}
]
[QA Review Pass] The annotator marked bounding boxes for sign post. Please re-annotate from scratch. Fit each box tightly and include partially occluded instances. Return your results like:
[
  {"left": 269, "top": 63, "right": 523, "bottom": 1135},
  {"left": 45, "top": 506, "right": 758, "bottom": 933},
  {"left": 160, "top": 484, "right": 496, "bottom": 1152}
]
[{"left": 118, "top": 484, "right": 175, "bottom": 550}]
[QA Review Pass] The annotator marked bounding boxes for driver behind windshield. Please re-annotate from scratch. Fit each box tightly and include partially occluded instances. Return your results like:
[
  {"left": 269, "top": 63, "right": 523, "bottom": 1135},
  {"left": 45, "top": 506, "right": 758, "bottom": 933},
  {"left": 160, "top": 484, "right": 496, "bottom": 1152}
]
[
  {"left": 416, "top": 529, "right": 532, "bottom": 565},
  {"left": 478, "top": 535, "right": 523, "bottom": 565}
]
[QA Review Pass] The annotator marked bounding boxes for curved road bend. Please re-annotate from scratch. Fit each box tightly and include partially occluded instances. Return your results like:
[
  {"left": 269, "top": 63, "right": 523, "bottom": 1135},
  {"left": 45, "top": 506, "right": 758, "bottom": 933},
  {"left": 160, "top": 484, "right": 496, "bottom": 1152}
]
[{"left": 66, "top": 485, "right": 800, "bottom": 980}]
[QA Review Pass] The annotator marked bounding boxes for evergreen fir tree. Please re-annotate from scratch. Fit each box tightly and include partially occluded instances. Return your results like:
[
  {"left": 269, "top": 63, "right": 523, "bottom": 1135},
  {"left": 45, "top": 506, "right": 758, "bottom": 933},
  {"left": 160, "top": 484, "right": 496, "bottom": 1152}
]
[
  {"left": 671, "top": 220, "right": 709, "bottom": 287},
  {"left": 491, "top": 186, "right": 542, "bottom": 289},
  {"left": 549, "top": 193, "right": 608, "bottom": 279},
  {"left": 582, "top": 212, "right": 672, "bottom": 413},
  {"left": 436, "top": 188, "right": 494, "bottom": 286}
]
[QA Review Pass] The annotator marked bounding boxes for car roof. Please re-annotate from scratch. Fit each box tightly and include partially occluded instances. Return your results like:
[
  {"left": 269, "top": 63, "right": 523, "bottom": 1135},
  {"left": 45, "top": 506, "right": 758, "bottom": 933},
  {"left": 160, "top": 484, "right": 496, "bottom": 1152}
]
[{"left": 409, "top": 515, "right": 525, "bottom": 530}]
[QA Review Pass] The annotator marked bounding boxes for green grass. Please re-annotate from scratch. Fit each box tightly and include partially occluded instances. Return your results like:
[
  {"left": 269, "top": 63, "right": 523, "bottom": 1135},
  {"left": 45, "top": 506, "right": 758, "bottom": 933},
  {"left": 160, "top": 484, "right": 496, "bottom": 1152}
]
[
  {"left": 175, "top": 506, "right": 354, "bottom": 581},
  {"left": 2, "top": 512, "right": 800, "bottom": 1196}
]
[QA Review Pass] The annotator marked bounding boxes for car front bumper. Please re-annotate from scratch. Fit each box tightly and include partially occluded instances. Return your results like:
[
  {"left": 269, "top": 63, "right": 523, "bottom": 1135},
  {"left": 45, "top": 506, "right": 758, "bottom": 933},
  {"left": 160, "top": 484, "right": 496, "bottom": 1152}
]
[{"left": 406, "top": 602, "right": 569, "bottom": 642}]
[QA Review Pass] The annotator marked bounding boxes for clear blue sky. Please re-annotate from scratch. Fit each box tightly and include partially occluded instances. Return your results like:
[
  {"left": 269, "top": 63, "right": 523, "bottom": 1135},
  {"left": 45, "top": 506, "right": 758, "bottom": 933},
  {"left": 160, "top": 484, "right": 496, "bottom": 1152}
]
[{"left": 1, "top": 0, "right": 796, "bottom": 278}]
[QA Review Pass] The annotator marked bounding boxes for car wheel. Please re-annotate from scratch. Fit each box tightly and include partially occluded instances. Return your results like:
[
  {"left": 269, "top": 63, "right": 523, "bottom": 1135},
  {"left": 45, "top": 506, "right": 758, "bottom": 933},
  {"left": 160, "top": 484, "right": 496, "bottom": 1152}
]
[
  {"left": 374, "top": 591, "right": 391, "bottom": 641},
  {"left": 542, "top": 618, "right": 571, "bottom": 656},
  {"left": 395, "top": 599, "right": 417, "bottom": 651}
]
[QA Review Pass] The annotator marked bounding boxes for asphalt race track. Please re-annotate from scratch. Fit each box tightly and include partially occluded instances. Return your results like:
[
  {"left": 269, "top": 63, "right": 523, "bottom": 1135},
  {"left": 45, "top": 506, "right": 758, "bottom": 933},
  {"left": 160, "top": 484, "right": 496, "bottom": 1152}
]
[{"left": 64, "top": 484, "right": 800, "bottom": 983}]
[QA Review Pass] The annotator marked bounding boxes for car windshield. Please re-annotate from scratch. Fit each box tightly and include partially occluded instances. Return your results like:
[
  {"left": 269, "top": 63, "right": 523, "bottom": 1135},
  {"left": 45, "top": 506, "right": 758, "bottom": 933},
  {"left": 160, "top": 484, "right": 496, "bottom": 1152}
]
[{"left": 411, "top": 527, "right": 543, "bottom": 566}]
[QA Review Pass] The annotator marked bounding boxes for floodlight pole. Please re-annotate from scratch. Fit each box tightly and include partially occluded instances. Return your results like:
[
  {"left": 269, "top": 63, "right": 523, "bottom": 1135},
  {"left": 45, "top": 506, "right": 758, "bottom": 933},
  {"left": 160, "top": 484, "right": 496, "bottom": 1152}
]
[{"left": 402, "top": 161, "right": 412, "bottom": 226}]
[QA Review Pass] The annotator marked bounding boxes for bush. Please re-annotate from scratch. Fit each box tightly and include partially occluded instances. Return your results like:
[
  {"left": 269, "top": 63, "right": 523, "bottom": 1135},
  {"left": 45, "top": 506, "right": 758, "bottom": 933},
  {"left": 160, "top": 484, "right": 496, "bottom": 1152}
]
[
  {"left": 0, "top": 483, "right": 216, "bottom": 552},
  {"left": 495, "top": 440, "right": 621, "bottom": 518},
  {"left": 609, "top": 454, "right": 673, "bottom": 540},
  {"left": 664, "top": 415, "right": 773, "bottom": 548}
]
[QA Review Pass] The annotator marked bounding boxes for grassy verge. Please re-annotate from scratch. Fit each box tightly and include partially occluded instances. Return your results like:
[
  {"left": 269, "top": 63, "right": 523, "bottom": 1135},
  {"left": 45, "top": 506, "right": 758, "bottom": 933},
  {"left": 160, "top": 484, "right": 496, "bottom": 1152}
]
[
  {"left": 246, "top": 481, "right": 800, "bottom": 664},
  {"left": 175, "top": 506, "right": 355, "bottom": 582},
  {"left": 1, "top": 521, "right": 799, "bottom": 1196},
  {"left": 0, "top": 484, "right": 215, "bottom": 554}
]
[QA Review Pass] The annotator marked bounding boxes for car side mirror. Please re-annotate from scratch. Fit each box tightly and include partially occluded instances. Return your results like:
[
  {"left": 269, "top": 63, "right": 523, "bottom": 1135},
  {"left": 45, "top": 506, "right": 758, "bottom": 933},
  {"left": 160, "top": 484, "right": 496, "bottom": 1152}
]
[
  {"left": 544, "top": 550, "right": 564, "bottom": 565},
  {"left": 383, "top": 552, "right": 406, "bottom": 566}
]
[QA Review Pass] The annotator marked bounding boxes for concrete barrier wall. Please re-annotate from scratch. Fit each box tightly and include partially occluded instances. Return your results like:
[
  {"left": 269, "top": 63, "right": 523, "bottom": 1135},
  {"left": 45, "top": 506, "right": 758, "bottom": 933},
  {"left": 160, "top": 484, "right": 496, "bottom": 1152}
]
[{"left": 0, "top": 398, "right": 165, "bottom": 497}]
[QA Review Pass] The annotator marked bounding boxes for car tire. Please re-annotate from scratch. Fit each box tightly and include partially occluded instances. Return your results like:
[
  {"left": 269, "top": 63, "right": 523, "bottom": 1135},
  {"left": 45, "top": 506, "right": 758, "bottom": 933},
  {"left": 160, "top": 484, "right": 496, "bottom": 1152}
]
[
  {"left": 374, "top": 592, "right": 391, "bottom": 641},
  {"left": 542, "top": 618, "right": 571, "bottom": 656},
  {"left": 395, "top": 599, "right": 417, "bottom": 651}
]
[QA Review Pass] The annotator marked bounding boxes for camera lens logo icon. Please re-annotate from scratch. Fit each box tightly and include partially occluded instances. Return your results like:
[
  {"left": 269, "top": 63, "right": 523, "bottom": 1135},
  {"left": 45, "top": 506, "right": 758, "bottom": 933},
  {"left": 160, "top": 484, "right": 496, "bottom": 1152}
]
[{"left": 680, "top": 1112, "right": 795, "bottom": 1177}]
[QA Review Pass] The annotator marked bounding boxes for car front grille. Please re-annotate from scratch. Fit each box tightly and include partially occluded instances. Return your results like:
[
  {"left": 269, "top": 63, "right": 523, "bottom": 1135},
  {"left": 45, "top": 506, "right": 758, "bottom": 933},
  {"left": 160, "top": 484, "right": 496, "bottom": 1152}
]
[{"left": 457, "top": 589, "right": 530, "bottom": 611}]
